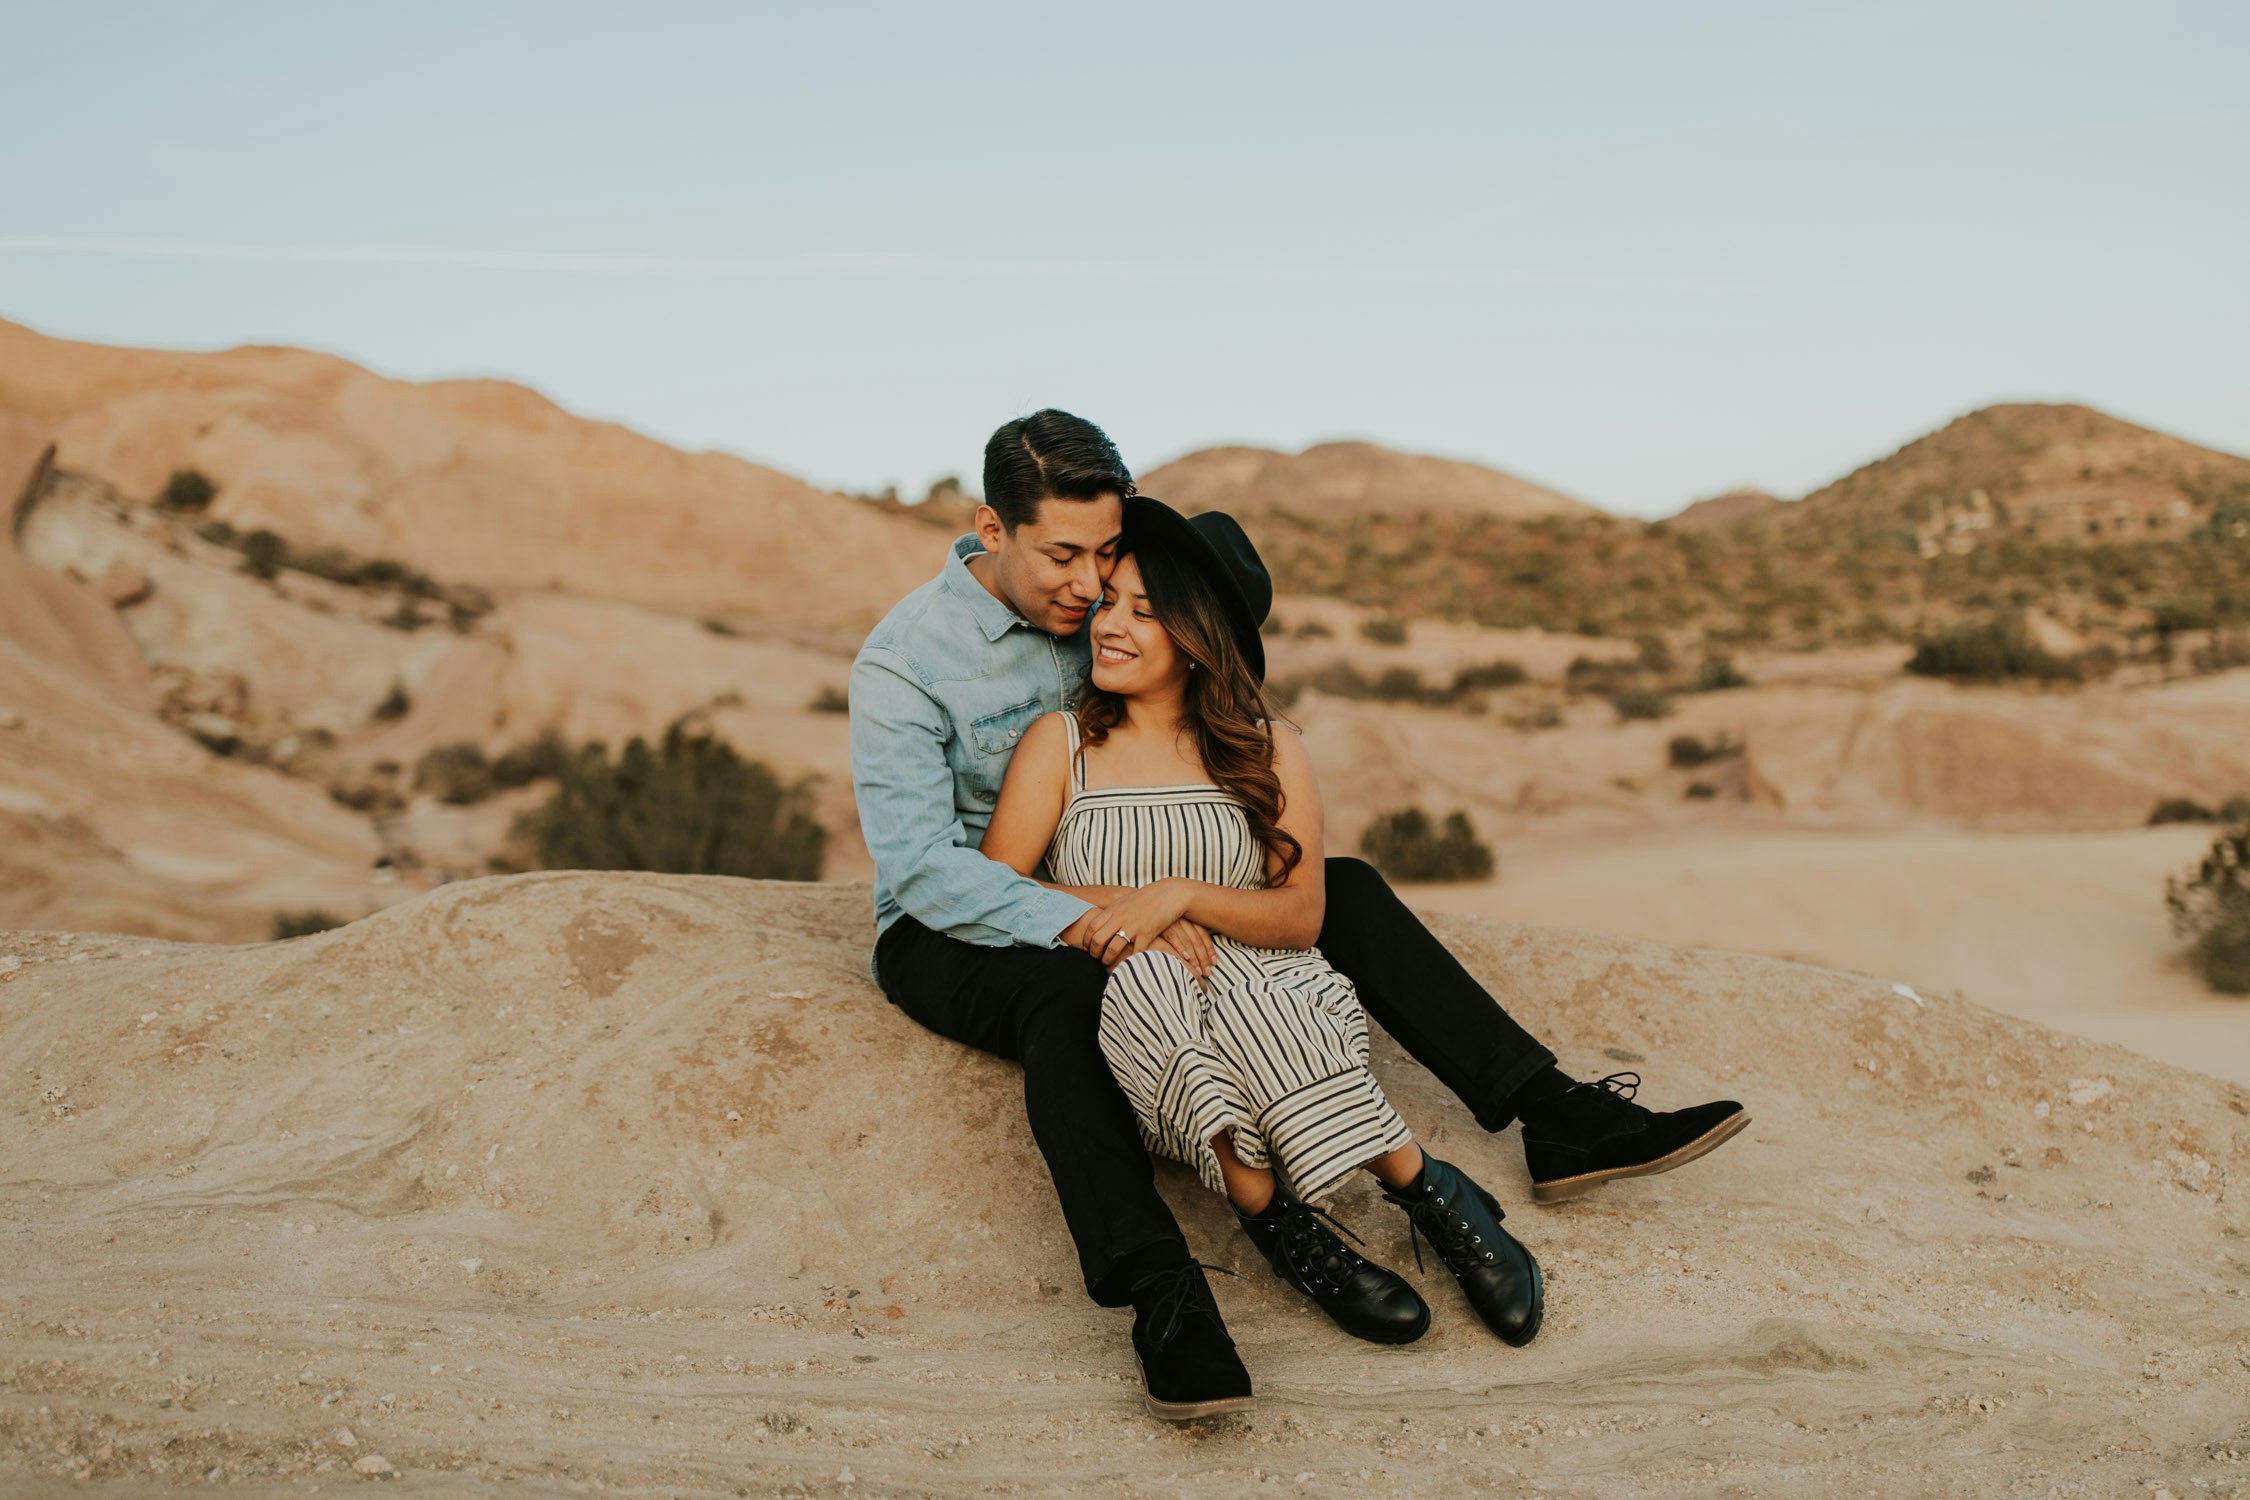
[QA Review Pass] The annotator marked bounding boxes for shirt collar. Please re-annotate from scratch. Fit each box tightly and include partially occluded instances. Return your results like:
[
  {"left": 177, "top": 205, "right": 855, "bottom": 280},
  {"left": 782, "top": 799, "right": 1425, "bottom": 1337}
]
[{"left": 942, "top": 532, "right": 1032, "bottom": 643}]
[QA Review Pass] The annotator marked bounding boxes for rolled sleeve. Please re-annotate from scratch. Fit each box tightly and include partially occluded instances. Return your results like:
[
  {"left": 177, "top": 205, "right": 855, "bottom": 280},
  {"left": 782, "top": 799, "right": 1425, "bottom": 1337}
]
[{"left": 849, "top": 647, "right": 1092, "bottom": 948}]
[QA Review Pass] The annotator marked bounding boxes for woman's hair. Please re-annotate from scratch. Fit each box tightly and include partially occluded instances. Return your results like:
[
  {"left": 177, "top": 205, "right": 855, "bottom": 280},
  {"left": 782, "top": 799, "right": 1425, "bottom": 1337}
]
[{"left": 1077, "top": 535, "right": 1303, "bottom": 884}]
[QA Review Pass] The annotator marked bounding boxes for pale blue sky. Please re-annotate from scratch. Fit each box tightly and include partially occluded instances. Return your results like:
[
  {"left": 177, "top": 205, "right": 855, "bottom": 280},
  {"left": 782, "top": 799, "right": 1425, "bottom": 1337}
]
[{"left": 4, "top": 2, "right": 2245, "bottom": 516}]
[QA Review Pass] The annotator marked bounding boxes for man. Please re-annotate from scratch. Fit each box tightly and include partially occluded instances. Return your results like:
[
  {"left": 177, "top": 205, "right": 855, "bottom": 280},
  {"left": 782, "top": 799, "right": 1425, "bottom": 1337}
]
[{"left": 850, "top": 409, "right": 1746, "bottom": 1418}]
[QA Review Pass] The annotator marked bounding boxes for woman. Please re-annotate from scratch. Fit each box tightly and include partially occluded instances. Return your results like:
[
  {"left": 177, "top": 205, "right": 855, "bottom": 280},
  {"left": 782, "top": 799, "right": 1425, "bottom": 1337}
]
[{"left": 979, "top": 496, "right": 1543, "bottom": 1350}]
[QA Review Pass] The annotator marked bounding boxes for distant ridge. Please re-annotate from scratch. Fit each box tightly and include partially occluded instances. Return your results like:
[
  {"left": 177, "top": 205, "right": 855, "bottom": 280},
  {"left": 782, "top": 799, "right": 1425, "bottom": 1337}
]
[
  {"left": 0, "top": 317, "right": 942, "bottom": 632},
  {"left": 1139, "top": 439, "right": 1605, "bottom": 522},
  {"left": 1789, "top": 402, "right": 2250, "bottom": 543},
  {"left": 1665, "top": 485, "right": 1787, "bottom": 529}
]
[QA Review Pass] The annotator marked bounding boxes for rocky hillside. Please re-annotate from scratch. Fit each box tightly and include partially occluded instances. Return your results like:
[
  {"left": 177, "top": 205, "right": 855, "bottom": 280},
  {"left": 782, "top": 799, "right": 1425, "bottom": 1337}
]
[
  {"left": 2, "top": 874, "right": 2243, "bottom": 1493},
  {"left": 1665, "top": 485, "right": 1787, "bottom": 530},
  {"left": 0, "top": 317, "right": 940, "bottom": 634},
  {"left": 1140, "top": 439, "right": 1604, "bottom": 522},
  {"left": 1789, "top": 402, "right": 2250, "bottom": 552}
]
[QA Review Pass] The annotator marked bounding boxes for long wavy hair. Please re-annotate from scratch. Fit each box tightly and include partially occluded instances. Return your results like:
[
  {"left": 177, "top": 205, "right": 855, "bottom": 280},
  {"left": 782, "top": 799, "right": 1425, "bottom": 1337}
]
[{"left": 1077, "top": 535, "right": 1302, "bottom": 884}]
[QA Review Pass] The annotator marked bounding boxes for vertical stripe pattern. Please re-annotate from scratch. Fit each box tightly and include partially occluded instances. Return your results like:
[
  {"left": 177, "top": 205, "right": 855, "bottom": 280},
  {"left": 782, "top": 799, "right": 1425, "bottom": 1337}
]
[{"left": 1048, "top": 712, "right": 1413, "bottom": 1205}]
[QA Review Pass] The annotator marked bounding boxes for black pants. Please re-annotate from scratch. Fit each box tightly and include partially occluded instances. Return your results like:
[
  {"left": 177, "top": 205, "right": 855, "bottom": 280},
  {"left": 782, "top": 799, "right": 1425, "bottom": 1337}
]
[{"left": 872, "top": 856, "right": 1557, "bottom": 1306}]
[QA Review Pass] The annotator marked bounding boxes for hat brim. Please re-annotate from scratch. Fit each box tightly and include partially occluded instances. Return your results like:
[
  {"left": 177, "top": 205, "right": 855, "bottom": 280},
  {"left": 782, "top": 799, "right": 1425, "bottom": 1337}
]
[{"left": 1122, "top": 495, "right": 1267, "bottom": 684}]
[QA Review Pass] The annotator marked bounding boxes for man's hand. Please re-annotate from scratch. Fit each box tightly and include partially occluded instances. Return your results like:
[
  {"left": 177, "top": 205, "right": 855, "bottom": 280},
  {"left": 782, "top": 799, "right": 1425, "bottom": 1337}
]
[{"left": 1079, "top": 879, "right": 1196, "bottom": 969}]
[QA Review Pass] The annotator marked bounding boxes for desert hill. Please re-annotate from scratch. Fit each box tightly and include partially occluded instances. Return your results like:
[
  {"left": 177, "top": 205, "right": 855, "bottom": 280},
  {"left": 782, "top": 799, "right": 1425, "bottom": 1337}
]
[
  {"left": 1140, "top": 439, "right": 1605, "bottom": 522},
  {"left": 1789, "top": 402, "right": 2250, "bottom": 549},
  {"left": 1665, "top": 485, "right": 1787, "bottom": 529},
  {"left": 0, "top": 317, "right": 942, "bottom": 633},
  {"left": 3, "top": 873, "right": 2245, "bottom": 1493}
]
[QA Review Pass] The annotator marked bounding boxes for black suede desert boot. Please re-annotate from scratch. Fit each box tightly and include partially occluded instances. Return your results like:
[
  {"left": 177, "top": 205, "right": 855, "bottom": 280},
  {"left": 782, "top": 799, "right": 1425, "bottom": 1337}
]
[
  {"left": 1235, "top": 1187, "right": 1429, "bottom": 1345},
  {"left": 1127, "top": 1260, "right": 1254, "bottom": 1421},
  {"left": 1518, "top": 1072, "right": 1749, "bottom": 1204},
  {"left": 1381, "top": 1154, "right": 1544, "bottom": 1346}
]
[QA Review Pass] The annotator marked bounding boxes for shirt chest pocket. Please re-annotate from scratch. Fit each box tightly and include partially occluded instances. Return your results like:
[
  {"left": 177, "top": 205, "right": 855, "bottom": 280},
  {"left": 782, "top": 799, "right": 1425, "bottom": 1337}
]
[{"left": 968, "top": 696, "right": 1045, "bottom": 759}]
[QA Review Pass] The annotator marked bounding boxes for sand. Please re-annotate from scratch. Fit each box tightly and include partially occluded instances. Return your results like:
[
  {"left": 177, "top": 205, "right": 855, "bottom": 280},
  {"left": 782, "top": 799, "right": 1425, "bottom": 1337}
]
[{"left": 4, "top": 874, "right": 2247, "bottom": 1496}]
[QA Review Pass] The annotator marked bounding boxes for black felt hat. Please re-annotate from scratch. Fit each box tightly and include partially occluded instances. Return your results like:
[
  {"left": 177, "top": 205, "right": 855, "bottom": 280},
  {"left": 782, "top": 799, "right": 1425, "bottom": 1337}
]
[{"left": 1122, "top": 494, "right": 1273, "bottom": 684}]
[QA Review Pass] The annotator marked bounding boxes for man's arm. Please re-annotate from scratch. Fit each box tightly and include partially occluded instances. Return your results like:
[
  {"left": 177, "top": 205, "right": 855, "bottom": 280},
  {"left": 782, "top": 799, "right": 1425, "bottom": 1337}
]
[{"left": 848, "top": 647, "right": 1094, "bottom": 948}]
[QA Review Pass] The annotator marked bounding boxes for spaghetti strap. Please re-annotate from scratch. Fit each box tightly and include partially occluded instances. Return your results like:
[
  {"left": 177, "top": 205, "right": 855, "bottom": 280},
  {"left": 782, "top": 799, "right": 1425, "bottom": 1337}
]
[{"left": 1058, "top": 710, "right": 1088, "bottom": 798}]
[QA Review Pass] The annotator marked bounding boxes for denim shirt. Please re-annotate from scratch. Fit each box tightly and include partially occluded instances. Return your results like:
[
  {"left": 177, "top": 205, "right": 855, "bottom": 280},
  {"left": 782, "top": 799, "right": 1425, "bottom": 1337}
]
[{"left": 850, "top": 533, "right": 1094, "bottom": 953}]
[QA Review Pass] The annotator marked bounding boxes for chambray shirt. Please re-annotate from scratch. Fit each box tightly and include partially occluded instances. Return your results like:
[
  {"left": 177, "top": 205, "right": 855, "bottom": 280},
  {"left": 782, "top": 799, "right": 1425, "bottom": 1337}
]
[{"left": 850, "top": 533, "right": 1095, "bottom": 951}]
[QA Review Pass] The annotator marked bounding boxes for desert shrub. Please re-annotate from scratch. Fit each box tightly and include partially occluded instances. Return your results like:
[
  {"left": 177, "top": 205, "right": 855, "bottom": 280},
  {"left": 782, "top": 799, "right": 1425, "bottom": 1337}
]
[
  {"left": 414, "top": 742, "right": 496, "bottom": 804},
  {"left": 1611, "top": 688, "right": 1674, "bottom": 721},
  {"left": 271, "top": 910, "right": 345, "bottom": 940},
  {"left": 1506, "top": 703, "right": 1566, "bottom": 731},
  {"left": 2224, "top": 796, "right": 2250, "bottom": 823},
  {"left": 2166, "top": 824, "right": 2250, "bottom": 994},
  {"left": 2150, "top": 797, "right": 2216, "bottom": 826},
  {"left": 1261, "top": 614, "right": 1288, "bottom": 637},
  {"left": 1690, "top": 654, "right": 1753, "bottom": 692},
  {"left": 195, "top": 518, "right": 237, "bottom": 545},
  {"left": 1275, "top": 660, "right": 1439, "bottom": 705},
  {"left": 239, "top": 528, "right": 288, "bottom": 580},
  {"left": 1374, "top": 667, "right": 1429, "bottom": 702},
  {"left": 1565, "top": 655, "right": 1639, "bottom": 694},
  {"left": 702, "top": 617, "right": 741, "bottom": 637},
  {"left": 1360, "top": 616, "right": 1410, "bottom": 645},
  {"left": 491, "top": 729, "right": 570, "bottom": 788},
  {"left": 1293, "top": 619, "right": 1333, "bottom": 640},
  {"left": 809, "top": 685, "right": 850, "bottom": 714},
  {"left": 1905, "top": 614, "right": 2080, "bottom": 682},
  {"left": 1668, "top": 733, "right": 1743, "bottom": 769},
  {"left": 1450, "top": 659, "right": 1527, "bottom": 694},
  {"left": 517, "top": 722, "right": 825, "bottom": 879},
  {"left": 379, "top": 599, "right": 425, "bottom": 631},
  {"left": 1360, "top": 807, "right": 1495, "bottom": 882},
  {"left": 160, "top": 468, "right": 217, "bottom": 512},
  {"left": 1634, "top": 633, "right": 1675, "bottom": 674},
  {"left": 371, "top": 680, "right": 411, "bottom": 722},
  {"left": 2192, "top": 630, "right": 2250, "bottom": 675},
  {"left": 1684, "top": 781, "right": 1720, "bottom": 800}
]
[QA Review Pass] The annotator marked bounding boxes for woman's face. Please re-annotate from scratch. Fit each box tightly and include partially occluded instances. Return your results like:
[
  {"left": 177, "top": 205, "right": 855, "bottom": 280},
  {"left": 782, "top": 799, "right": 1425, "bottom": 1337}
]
[{"left": 1090, "top": 553, "right": 1188, "bottom": 697}]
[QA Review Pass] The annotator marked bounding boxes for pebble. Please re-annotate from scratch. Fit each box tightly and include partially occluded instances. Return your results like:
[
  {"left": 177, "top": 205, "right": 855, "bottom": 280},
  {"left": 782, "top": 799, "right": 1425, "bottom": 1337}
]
[
  {"left": 837, "top": 1469, "right": 855, "bottom": 1486},
  {"left": 0, "top": 957, "right": 24, "bottom": 976},
  {"left": 351, "top": 1454, "right": 397, "bottom": 1478},
  {"left": 460, "top": 1258, "right": 485, "bottom": 1275},
  {"left": 334, "top": 1426, "right": 357, "bottom": 1447}
]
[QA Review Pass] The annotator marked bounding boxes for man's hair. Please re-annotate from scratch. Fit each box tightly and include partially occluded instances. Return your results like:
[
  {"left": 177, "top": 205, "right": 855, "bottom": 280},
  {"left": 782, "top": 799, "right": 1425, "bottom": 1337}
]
[{"left": 981, "top": 409, "right": 1135, "bottom": 532}]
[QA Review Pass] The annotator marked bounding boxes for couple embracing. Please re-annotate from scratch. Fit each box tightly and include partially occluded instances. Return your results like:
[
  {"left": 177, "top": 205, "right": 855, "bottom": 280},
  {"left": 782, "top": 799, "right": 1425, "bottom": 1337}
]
[{"left": 849, "top": 410, "right": 1748, "bottom": 1419}]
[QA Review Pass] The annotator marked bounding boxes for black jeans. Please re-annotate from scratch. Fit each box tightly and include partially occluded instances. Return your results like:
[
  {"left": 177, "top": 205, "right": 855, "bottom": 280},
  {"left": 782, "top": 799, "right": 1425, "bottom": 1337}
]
[{"left": 872, "top": 856, "right": 1557, "bottom": 1306}]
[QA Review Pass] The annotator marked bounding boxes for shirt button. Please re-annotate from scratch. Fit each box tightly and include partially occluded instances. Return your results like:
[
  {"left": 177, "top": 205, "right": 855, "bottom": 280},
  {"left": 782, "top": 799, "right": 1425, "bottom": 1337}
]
[{"left": 1008, "top": 729, "right": 1019, "bottom": 740}]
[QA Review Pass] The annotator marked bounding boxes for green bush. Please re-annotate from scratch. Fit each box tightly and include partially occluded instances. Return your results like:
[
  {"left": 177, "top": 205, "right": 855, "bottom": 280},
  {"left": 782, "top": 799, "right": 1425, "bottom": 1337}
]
[
  {"left": 1359, "top": 616, "right": 1409, "bottom": 645},
  {"left": 272, "top": 910, "right": 345, "bottom": 940},
  {"left": 1611, "top": 688, "right": 1674, "bottom": 721},
  {"left": 516, "top": 722, "right": 825, "bottom": 879},
  {"left": 413, "top": 742, "right": 496, "bottom": 804},
  {"left": 2166, "top": 824, "right": 2250, "bottom": 994},
  {"left": 491, "top": 729, "right": 569, "bottom": 788},
  {"left": 1668, "top": 733, "right": 1742, "bottom": 769},
  {"left": 1690, "top": 654, "right": 1753, "bottom": 692},
  {"left": 1905, "top": 614, "right": 2080, "bottom": 682},
  {"left": 1450, "top": 659, "right": 1527, "bottom": 694},
  {"left": 239, "top": 528, "right": 288, "bottom": 580},
  {"left": 2150, "top": 797, "right": 2215, "bottom": 826},
  {"left": 160, "top": 468, "right": 217, "bottom": 512},
  {"left": 1360, "top": 807, "right": 1495, "bottom": 882}
]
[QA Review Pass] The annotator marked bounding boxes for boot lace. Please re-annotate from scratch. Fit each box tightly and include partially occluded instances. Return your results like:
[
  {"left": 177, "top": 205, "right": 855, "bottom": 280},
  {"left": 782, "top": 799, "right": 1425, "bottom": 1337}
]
[
  {"left": 1267, "top": 1198, "right": 1371, "bottom": 1297},
  {"left": 1586, "top": 1071, "right": 1642, "bottom": 1101},
  {"left": 1128, "top": 1261, "right": 1239, "bottom": 1351},
  {"left": 1394, "top": 1182, "right": 1502, "bottom": 1277}
]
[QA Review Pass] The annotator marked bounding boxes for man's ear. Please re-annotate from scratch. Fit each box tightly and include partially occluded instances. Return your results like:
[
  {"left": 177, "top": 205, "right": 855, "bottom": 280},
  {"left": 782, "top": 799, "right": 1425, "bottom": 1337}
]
[{"left": 973, "top": 502, "right": 1008, "bottom": 553}]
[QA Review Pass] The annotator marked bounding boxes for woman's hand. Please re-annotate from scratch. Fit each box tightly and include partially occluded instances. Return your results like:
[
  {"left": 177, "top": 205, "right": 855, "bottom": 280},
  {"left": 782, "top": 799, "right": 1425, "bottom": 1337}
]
[{"left": 1079, "top": 879, "right": 1196, "bottom": 968}]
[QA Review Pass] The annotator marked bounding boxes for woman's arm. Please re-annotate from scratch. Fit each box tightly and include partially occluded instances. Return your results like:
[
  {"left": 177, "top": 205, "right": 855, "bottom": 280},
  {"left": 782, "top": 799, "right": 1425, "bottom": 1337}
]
[{"left": 1082, "top": 725, "right": 1329, "bottom": 951}]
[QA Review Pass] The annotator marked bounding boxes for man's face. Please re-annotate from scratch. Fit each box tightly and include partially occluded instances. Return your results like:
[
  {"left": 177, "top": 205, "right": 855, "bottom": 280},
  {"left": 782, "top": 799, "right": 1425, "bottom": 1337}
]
[{"left": 976, "top": 492, "right": 1125, "bottom": 636}]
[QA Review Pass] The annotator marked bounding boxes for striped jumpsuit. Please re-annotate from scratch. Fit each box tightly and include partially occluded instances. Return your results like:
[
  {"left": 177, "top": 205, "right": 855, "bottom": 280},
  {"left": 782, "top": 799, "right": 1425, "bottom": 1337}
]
[{"left": 1046, "top": 712, "right": 1415, "bottom": 1206}]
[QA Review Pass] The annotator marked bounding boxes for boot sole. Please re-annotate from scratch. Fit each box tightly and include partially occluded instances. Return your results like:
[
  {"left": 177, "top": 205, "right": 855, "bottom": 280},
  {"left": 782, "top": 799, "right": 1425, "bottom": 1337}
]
[
  {"left": 1531, "top": 1109, "right": 1752, "bottom": 1204},
  {"left": 1141, "top": 1390, "right": 1256, "bottom": 1422}
]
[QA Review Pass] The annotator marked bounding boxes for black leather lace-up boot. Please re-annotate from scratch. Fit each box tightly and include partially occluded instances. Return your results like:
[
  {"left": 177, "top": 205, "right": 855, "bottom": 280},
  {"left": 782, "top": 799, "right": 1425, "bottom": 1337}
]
[
  {"left": 1519, "top": 1072, "right": 1749, "bottom": 1204},
  {"left": 1235, "top": 1186, "right": 1429, "bottom": 1345},
  {"left": 1381, "top": 1153, "right": 1544, "bottom": 1346},
  {"left": 1127, "top": 1260, "right": 1255, "bottom": 1421}
]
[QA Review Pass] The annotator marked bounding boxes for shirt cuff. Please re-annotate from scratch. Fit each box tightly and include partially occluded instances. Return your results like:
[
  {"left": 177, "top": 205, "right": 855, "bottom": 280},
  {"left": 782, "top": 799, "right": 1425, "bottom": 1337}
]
[{"left": 1027, "top": 888, "right": 1096, "bottom": 950}]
